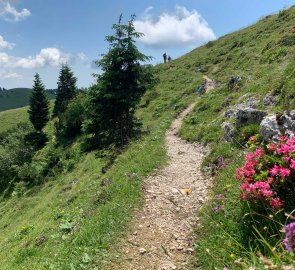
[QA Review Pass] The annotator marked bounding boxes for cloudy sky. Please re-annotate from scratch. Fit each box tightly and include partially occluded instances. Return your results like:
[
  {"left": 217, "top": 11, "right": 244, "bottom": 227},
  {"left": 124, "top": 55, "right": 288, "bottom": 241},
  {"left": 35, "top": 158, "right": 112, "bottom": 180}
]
[{"left": 0, "top": 0, "right": 294, "bottom": 89}]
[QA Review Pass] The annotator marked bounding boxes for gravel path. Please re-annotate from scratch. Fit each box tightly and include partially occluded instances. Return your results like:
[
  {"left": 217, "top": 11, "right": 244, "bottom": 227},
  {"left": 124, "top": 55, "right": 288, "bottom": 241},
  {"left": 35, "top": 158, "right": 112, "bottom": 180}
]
[
  {"left": 110, "top": 103, "right": 213, "bottom": 270},
  {"left": 203, "top": 75, "right": 215, "bottom": 92}
]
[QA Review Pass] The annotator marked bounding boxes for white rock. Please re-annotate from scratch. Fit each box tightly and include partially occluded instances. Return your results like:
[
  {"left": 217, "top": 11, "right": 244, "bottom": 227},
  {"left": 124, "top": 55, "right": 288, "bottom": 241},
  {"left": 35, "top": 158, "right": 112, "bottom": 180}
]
[{"left": 139, "top": 248, "right": 147, "bottom": 254}]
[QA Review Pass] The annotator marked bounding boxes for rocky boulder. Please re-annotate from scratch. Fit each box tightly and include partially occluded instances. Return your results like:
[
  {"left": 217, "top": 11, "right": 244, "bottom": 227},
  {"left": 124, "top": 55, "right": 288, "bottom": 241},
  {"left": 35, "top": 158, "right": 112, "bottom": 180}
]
[
  {"left": 236, "top": 108, "right": 267, "bottom": 128},
  {"left": 260, "top": 110, "right": 295, "bottom": 141},
  {"left": 260, "top": 115, "right": 280, "bottom": 141},
  {"left": 263, "top": 92, "right": 278, "bottom": 107},
  {"left": 222, "top": 97, "right": 259, "bottom": 119},
  {"left": 221, "top": 122, "right": 235, "bottom": 142},
  {"left": 245, "top": 97, "right": 259, "bottom": 109},
  {"left": 280, "top": 110, "right": 295, "bottom": 135}
]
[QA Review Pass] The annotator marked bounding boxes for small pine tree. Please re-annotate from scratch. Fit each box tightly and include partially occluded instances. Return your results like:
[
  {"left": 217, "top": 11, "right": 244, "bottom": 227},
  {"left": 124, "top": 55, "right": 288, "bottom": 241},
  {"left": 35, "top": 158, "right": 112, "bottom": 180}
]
[
  {"left": 28, "top": 73, "right": 49, "bottom": 132},
  {"left": 84, "top": 15, "right": 155, "bottom": 148},
  {"left": 53, "top": 64, "right": 77, "bottom": 117}
]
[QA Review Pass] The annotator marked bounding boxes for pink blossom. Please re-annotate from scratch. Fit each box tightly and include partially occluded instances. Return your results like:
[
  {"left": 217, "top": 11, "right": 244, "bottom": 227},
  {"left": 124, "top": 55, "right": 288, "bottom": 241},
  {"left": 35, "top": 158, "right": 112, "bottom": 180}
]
[
  {"left": 268, "top": 177, "right": 274, "bottom": 183},
  {"left": 284, "top": 156, "right": 291, "bottom": 163},
  {"left": 238, "top": 133, "right": 294, "bottom": 210},
  {"left": 235, "top": 168, "right": 244, "bottom": 180},
  {"left": 240, "top": 193, "right": 248, "bottom": 199},
  {"left": 262, "top": 189, "right": 273, "bottom": 197},
  {"left": 241, "top": 181, "right": 273, "bottom": 200},
  {"left": 269, "top": 165, "right": 281, "bottom": 176},
  {"left": 246, "top": 153, "right": 255, "bottom": 162},
  {"left": 267, "top": 143, "right": 276, "bottom": 150},
  {"left": 241, "top": 183, "right": 248, "bottom": 190},
  {"left": 280, "top": 167, "right": 291, "bottom": 178},
  {"left": 270, "top": 198, "right": 284, "bottom": 208},
  {"left": 243, "top": 167, "right": 255, "bottom": 177},
  {"left": 279, "top": 135, "right": 287, "bottom": 142},
  {"left": 254, "top": 149, "right": 264, "bottom": 158},
  {"left": 277, "top": 144, "right": 295, "bottom": 155},
  {"left": 287, "top": 138, "right": 295, "bottom": 146}
]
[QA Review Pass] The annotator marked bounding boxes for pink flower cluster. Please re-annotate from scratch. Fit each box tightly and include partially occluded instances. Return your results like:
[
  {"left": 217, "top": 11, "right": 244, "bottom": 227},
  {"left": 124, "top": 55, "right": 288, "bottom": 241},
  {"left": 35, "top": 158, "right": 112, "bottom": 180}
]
[{"left": 236, "top": 134, "right": 295, "bottom": 209}]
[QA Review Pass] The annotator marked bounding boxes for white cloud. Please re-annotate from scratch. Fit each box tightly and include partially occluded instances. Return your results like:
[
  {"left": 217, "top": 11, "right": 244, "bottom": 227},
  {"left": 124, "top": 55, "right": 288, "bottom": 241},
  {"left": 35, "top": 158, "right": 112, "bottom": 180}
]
[
  {"left": 0, "top": 70, "right": 21, "bottom": 79},
  {"left": 0, "top": 52, "right": 9, "bottom": 63},
  {"left": 134, "top": 5, "right": 216, "bottom": 48},
  {"left": 0, "top": 1, "right": 31, "bottom": 22},
  {"left": 0, "top": 48, "right": 71, "bottom": 69},
  {"left": 0, "top": 35, "right": 14, "bottom": 49}
]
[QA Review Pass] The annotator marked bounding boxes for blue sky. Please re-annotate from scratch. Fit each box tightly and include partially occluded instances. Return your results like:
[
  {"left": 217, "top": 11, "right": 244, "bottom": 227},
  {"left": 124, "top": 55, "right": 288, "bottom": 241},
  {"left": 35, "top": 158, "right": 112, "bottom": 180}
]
[{"left": 0, "top": 0, "right": 294, "bottom": 89}]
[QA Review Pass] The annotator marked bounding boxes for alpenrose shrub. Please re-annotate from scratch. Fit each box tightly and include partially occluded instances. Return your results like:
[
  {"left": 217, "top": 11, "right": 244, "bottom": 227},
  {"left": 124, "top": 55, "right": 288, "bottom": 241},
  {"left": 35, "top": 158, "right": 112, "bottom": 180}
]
[{"left": 235, "top": 134, "right": 295, "bottom": 210}]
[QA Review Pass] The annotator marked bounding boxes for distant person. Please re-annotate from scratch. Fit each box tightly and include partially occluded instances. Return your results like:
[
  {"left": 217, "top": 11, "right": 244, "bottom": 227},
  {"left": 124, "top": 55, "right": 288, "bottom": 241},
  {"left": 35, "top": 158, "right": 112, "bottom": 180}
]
[
  {"left": 168, "top": 56, "right": 172, "bottom": 62},
  {"left": 197, "top": 82, "right": 206, "bottom": 96},
  {"left": 163, "top": 52, "right": 167, "bottom": 63}
]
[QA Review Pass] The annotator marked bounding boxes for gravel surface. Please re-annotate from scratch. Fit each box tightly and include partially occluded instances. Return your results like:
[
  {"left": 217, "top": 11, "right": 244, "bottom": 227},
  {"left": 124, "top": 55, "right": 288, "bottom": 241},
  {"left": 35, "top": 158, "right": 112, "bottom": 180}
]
[{"left": 110, "top": 102, "right": 213, "bottom": 270}]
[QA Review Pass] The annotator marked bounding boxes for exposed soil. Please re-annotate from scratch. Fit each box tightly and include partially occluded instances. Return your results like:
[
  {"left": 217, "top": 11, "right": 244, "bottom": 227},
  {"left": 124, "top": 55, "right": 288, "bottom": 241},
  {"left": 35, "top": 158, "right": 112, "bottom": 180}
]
[
  {"left": 107, "top": 102, "right": 213, "bottom": 270},
  {"left": 203, "top": 75, "right": 216, "bottom": 92}
]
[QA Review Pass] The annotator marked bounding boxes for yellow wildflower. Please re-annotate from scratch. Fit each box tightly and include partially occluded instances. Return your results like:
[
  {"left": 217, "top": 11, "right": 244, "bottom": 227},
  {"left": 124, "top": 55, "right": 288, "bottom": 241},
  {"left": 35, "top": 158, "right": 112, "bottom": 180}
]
[{"left": 184, "top": 188, "right": 191, "bottom": 195}]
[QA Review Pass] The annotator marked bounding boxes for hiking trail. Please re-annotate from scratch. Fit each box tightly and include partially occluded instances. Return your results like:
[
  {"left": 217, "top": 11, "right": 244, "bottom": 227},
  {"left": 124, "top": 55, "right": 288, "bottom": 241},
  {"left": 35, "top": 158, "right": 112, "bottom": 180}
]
[
  {"left": 107, "top": 77, "right": 215, "bottom": 269},
  {"left": 203, "top": 75, "right": 215, "bottom": 92}
]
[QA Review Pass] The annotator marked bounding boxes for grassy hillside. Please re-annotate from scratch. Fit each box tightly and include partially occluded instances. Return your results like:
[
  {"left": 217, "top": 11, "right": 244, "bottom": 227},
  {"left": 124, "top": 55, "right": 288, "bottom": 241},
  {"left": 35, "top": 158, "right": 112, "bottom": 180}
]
[
  {"left": 0, "top": 107, "right": 29, "bottom": 132},
  {"left": 0, "top": 49, "right": 201, "bottom": 269},
  {"left": 0, "top": 88, "right": 55, "bottom": 112},
  {"left": 0, "top": 101, "right": 55, "bottom": 132},
  {"left": 177, "top": 6, "right": 295, "bottom": 269},
  {"left": 0, "top": 6, "right": 294, "bottom": 269}
]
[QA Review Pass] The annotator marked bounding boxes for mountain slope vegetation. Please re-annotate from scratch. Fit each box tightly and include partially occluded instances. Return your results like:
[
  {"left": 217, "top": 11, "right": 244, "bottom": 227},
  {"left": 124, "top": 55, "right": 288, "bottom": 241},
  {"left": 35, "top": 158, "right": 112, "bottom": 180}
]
[
  {"left": 0, "top": 6, "right": 295, "bottom": 269},
  {"left": 178, "top": 6, "right": 295, "bottom": 269},
  {"left": 0, "top": 88, "right": 55, "bottom": 112}
]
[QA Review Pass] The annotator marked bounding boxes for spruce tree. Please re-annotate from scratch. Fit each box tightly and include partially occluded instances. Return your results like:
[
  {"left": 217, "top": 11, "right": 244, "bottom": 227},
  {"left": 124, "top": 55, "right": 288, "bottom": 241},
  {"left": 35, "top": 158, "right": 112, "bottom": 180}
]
[
  {"left": 53, "top": 64, "right": 77, "bottom": 117},
  {"left": 28, "top": 73, "right": 49, "bottom": 132},
  {"left": 84, "top": 15, "right": 155, "bottom": 148}
]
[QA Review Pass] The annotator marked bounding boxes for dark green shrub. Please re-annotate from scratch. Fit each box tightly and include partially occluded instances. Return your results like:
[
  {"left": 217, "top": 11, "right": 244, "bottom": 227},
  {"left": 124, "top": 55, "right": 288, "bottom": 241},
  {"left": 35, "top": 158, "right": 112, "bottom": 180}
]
[
  {"left": 0, "top": 123, "right": 35, "bottom": 192},
  {"left": 261, "top": 47, "right": 288, "bottom": 63},
  {"left": 205, "top": 40, "right": 215, "bottom": 48},
  {"left": 278, "top": 35, "right": 295, "bottom": 46},
  {"left": 56, "top": 92, "right": 87, "bottom": 139},
  {"left": 278, "top": 9, "right": 289, "bottom": 20},
  {"left": 24, "top": 131, "right": 48, "bottom": 149}
]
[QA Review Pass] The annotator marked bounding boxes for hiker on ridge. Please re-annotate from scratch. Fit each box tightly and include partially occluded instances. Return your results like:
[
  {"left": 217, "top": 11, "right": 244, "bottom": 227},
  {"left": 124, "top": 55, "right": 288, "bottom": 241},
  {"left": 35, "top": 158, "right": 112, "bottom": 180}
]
[{"left": 163, "top": 52, "right": 167, "bottom": 63}]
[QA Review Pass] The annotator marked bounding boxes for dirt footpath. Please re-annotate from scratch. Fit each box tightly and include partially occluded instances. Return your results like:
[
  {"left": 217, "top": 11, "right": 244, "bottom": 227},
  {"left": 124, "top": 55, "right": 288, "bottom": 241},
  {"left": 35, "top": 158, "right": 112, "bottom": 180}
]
[{"left": 108, "top": 103, "right": 212, "bottom": 270}]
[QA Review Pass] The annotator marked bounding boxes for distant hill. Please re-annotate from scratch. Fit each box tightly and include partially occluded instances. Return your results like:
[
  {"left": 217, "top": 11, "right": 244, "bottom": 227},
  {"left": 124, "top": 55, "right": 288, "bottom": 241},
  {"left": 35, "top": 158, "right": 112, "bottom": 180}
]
[{"left": 0, "top": 88, "right": 56, "bottom": 112}]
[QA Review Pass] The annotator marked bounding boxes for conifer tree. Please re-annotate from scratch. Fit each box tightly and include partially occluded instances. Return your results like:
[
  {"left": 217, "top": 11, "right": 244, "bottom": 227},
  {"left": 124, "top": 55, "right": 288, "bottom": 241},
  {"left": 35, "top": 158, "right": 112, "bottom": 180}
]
[
  {"left": 28, "top": 73, "right": 49, "bottom": 132},
  {"left": 53, "top": 64, "right": 77, "bottom": 117},
  {"left": 84, "top": 15, "right": 155, "bottom": 148}
]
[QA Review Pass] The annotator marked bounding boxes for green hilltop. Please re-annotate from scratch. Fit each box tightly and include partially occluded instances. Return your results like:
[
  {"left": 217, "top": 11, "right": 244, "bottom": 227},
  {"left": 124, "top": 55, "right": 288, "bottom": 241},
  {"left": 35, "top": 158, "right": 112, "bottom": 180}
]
[
  {"left": 0, "top": 6, "right": 294, "bottom": 269},
  {"left": 0, "top": 88, "right": 55, "bottom": 112}
]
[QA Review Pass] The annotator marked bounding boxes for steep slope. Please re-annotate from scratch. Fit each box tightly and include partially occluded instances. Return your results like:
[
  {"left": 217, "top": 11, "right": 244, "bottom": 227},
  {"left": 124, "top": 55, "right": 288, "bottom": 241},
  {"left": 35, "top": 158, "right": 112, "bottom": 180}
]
[
  {"left": 177, "top": 6, "right": 295, "bottom": 269},
  {"left": 0, "top": 51, "right": 201, "bottom": 270},
  {"left": 0, "top": 6, "right": 294, "bottom": 270}
]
